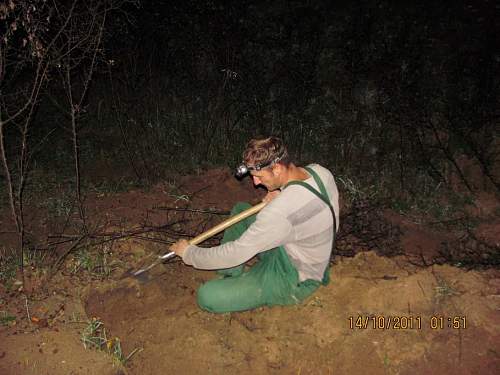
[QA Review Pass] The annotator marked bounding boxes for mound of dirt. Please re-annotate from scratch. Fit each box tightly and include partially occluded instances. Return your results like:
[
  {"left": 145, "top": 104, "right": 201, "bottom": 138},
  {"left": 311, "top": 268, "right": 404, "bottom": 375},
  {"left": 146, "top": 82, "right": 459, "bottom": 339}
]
[
  {"left": 84, "top": 252, "right": 500, "bottom": 375},
  {"left": 177, "top": 167, "right": 265, "bottom": 209},
  {"left": 0, "top": 326, "right": 124, "bottom": 375}
]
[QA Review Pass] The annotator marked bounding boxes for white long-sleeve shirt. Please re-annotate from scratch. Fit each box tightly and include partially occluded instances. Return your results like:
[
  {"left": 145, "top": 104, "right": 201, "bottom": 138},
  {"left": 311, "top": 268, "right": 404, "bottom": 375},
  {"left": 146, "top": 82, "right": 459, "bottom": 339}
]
[{"left": 182, "top": 164, "right": 340, "bottom": 282}]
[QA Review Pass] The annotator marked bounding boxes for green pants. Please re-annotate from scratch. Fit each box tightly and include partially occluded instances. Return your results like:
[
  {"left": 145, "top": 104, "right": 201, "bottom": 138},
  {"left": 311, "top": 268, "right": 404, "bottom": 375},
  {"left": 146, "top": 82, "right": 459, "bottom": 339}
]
[{"left": 197, "top": 202, "right": 321, "bottom": 313}]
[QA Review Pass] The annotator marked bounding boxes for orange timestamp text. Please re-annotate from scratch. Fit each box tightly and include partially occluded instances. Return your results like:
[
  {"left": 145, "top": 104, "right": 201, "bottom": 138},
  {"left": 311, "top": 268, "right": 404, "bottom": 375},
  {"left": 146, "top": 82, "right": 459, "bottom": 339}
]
[{"left": 348, "top": 315, "right": 467, "bottom": 330}]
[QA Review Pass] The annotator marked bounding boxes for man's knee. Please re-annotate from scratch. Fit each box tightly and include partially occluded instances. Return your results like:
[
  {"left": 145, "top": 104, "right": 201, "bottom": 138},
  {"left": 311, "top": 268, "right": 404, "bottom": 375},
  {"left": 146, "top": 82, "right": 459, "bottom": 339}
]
[
  {"left": 196, "top": 282, "right": 220, "bottom": 313},
  {"left": 196, "top": 278, "right": 254, "bottom": 313}
]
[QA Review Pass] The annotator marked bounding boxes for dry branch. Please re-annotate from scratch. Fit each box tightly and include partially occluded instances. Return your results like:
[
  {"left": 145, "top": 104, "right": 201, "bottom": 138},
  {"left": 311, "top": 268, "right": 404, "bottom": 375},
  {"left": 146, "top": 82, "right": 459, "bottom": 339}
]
[{"left": 153, "top": 206, "right": 231, "bottom": 216}]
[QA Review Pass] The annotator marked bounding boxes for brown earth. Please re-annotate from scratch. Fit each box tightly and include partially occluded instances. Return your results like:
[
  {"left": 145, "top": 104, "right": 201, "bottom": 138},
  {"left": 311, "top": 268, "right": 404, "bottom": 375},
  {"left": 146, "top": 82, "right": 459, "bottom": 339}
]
[{"left": 1, "top": 168, "right": 499, "bottom": 375}]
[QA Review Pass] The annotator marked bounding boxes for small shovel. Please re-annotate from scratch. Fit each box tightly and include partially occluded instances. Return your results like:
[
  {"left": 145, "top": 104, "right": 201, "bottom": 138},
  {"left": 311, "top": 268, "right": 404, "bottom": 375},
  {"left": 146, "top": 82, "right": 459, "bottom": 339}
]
[{"left": 131, "top": 201, "right": 266, "bottom": 279}]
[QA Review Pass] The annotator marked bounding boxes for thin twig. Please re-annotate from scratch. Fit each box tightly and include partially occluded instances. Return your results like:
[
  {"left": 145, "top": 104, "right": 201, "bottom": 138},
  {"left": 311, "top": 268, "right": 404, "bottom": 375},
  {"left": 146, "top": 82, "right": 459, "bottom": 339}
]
[
  {"left": 25, "top": 296, "right": 31, "bottom": 322},
  {"left": 128, "top": 235, "right": 174, "bottom": 245},
  {"left": 153, "top": 206, "right": 230, "bottom": 215},
  {"left": 51, "top": 233, "right": 87, "bottom": 276}
]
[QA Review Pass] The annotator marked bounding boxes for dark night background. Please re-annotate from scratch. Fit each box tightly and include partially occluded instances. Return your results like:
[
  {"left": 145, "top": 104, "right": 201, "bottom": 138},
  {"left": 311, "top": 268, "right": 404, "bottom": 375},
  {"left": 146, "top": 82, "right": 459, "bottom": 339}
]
[
  {"left": 1, "top": 2, "right": 500, "bottom": 373},
  {"left": 0, "top": 0, "right": 499, "bottom": 265}
]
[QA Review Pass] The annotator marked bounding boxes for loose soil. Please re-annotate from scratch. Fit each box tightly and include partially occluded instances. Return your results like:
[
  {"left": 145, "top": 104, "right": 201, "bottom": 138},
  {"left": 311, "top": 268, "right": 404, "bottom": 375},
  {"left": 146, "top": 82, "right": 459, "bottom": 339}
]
[{"left": 1, "top": 168, "right": 499, "bottom": 375}]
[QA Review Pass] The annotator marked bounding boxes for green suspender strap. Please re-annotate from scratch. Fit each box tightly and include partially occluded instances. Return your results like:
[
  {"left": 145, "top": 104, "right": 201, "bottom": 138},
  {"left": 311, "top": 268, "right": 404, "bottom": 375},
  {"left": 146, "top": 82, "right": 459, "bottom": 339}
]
[{"left": 284, "top": 166, "right": 337, "bottom": 285}]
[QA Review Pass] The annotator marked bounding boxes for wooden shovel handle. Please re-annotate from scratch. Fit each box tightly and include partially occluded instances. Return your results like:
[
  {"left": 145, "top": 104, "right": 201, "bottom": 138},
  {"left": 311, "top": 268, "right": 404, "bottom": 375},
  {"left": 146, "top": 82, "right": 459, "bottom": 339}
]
[
  {"left": 132, "top": 202, "right": 267, "bottom": 275},
  {"left": 188, "top": 201, "right": 266, "bottom": 245}
]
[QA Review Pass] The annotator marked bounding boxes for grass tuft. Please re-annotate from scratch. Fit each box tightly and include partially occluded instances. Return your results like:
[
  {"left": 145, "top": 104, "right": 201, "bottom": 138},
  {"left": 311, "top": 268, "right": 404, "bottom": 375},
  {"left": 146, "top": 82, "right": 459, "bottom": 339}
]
[
  {"left": 0, "top": 311, "right": 16, "bottom": 326},
  {"left": 0, "top": 247, "right": 20, "bottom": 289},
  {"left": 81, "top": 317, "right": 142, "bottom": 365},
  {"left": 70, "top": 244, "right": 116, "bottom": 278}
]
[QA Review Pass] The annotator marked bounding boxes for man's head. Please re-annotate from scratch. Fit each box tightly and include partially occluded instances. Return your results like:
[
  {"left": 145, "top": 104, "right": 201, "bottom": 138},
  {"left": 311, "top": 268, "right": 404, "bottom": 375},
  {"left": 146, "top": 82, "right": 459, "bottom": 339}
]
[{"left": 242, "top": 136, "right": 290, "bottom": 191}]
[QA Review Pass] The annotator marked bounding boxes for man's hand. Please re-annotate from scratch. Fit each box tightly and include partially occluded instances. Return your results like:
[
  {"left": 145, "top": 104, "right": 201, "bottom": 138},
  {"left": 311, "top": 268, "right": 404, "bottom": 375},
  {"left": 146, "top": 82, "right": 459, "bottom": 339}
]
[
  {"left": 170, "top": 239, "right": 190, "bottom": 257},
  {"left": 263, "top": 190, "right": 281, "bottom": 203}
]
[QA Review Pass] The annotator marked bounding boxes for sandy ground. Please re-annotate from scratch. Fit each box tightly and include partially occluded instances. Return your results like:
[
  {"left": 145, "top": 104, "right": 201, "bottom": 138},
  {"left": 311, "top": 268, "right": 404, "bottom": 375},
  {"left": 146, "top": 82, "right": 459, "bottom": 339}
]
[
  {"left": 82, "top": 252, "right": 500, "bottom": 375},
  {"left": 1, "top": 168, "right": 499, "bottom": 374}
]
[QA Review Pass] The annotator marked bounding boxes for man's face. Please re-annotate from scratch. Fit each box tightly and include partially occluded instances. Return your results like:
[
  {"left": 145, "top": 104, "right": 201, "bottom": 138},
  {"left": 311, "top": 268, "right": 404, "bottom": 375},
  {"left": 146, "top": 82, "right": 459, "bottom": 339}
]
[{"left": 250, "top": 165, "right": 280, "bottom": 191}]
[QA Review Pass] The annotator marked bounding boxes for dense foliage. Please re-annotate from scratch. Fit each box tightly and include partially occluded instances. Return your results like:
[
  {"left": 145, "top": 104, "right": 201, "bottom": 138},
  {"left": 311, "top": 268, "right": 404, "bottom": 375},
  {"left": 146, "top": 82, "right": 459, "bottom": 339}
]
[{"left": 89, "top": 0, "right": 498, "bottom": 191}]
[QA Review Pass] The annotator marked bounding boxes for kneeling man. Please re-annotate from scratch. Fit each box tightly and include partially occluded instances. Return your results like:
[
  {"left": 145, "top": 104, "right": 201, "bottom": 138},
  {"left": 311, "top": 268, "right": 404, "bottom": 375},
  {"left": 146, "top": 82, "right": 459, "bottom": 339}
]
[{"left": 170, "top": 136, "right": 339, "bottom": 313}]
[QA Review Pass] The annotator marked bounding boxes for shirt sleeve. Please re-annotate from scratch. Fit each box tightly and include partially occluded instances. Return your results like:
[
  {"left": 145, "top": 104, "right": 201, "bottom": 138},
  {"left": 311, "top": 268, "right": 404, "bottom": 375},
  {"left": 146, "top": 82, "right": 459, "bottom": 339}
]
[{"left": 181, "top": 206, "right": 292, "bottom": 270}]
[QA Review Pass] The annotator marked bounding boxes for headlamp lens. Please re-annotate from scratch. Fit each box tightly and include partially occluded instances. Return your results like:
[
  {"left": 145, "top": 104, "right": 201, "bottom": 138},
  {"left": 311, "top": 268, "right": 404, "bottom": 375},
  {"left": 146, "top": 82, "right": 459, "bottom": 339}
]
[{"left": 235, "top": 164, "right": 249, "bottom": 178}]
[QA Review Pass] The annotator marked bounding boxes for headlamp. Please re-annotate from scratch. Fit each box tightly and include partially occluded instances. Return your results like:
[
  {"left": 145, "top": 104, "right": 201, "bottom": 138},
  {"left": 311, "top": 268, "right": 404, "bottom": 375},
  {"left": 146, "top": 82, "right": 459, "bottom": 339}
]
[
  {"left": 235, "top": 164, "right": 250, "bottom": 178},
  {"left": 234, "top": 153, "right": 285, "bottom": 178}
]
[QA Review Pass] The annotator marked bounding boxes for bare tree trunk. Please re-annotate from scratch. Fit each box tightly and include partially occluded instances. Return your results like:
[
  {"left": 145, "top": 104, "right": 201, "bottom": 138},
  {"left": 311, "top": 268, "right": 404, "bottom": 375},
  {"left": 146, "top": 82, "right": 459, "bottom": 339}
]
[
  {"left": 63, "top": 9, "right": 107, "bottom": 227},
  {"left": 107, "top": 66, "right": 144, "bottom": 182},
  {"left": 0, "top": 122, "right": 24, "bottom": 274},
  {"left": 71, "top": 105, "right": 85, "bottom": 222},
  {"left": 0, "top": 53, "right": 48, "bottom": 280},
  {"left": 398, "top": 120, "right": 405, "bottom": 192}
]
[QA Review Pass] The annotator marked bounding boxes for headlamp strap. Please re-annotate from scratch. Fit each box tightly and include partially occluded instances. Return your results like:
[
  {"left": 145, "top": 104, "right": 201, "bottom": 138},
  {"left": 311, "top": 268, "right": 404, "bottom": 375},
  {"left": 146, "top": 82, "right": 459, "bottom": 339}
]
[{"left": 249, "top": 152, "right": 285, "bottom": 171}]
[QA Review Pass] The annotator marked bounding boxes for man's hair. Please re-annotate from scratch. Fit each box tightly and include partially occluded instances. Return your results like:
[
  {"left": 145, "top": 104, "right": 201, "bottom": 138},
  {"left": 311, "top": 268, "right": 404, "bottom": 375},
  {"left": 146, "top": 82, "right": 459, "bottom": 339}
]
[{"left": 243, "top": 136, "right": 290, "bottom": 168}]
